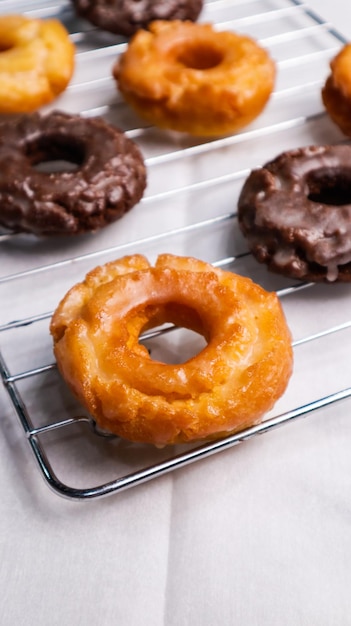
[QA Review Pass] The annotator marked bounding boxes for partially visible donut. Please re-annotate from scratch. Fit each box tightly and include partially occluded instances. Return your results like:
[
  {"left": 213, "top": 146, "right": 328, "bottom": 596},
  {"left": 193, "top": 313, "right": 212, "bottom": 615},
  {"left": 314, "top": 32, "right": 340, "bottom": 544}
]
[
  {"left": 71, "top": 0, "right": 203, "bottom": 37},
  {"left": 50, "top": 253, "right": 293, "bottom": 446},
  {"left": 322, "top": 43, "right": 351, "bottom": 137},
  {"left": 238, "top": 144, "right": 351, "bottom": 282},
  {"left": 113, "top": 20, "right": 276, "bottom": 136},
  {"left": 0, "top": 111, "right": 146, "bottom": 236},
  {"left": 0, "top": 14, "right": 74, "bottom": 114}
]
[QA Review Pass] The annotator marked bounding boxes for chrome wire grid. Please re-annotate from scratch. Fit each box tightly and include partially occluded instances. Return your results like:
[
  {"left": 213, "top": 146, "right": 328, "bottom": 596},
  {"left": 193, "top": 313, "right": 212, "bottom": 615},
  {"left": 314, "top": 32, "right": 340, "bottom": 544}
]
[{"left": 0, "top": 0, "right": 350, "bottom": 500}]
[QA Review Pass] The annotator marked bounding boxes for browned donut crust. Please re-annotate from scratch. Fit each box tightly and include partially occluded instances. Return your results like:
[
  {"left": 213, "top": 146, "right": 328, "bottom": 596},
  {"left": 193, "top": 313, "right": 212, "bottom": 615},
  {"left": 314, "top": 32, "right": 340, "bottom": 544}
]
[
  {"left": 238, "top": 145, "right": 351, "bottom": 282},
  {"left": 0, "top": 111, "right": 146, "bottom": 236},
  {"left": 113, "top": 20, "right": 276, "bottom": 137},
  {"left": 71, "top": 0, "right": 203, "bottom": 37},
  {"left": 322, "top": 44, "right": 351, "bottom": 136},
  {"left": 50, "top": 254, "right": 293, "bottom": 446},
  {"left": 0, "top": 14, "right": 74, "bottom": 114}
]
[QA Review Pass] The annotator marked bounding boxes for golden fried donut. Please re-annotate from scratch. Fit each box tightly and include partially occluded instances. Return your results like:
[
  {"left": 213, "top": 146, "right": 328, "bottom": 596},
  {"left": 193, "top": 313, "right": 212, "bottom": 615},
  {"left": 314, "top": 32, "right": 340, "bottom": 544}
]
[
  {"left": 322, "top": 43, "right": 351, "bottom": 136},
  {"left": 113, "top": 20, "right": 276, "bottom": 137},
  {"left": 50, "top": 254, "right": 293, "bottom": 446},
  {"left": 0, "top": 14, "right": 75, "bottom": 114}
]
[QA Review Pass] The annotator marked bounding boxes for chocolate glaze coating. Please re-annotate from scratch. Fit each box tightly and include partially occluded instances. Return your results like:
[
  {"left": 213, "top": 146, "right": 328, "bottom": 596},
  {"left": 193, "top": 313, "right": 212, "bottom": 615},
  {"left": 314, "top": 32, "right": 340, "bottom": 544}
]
[
  {"left": 0, "top": 111, "right": 146, "bottom": 236},
  {"left": 71, "top": 0, "right": 203, "bottom": 37},
  {"left": 237, "top": 145, "right": 351, "bottom": 282}
]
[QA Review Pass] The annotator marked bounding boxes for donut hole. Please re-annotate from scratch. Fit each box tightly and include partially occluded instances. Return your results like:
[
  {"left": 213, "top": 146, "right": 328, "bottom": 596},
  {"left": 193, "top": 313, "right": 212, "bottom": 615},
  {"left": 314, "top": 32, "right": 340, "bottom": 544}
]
[
  {"left": 141, "top": 302, "right": 208, "bottom": 364},
  {"left": 146, "top": 327, "right": 207, "bottom": 365},
  {"left": 307, "top": 167, "right": 351, "bottom": 205},
  {"left": 0, "top": 43, "right": 13, "bottom": 53},
  {"left": 175, "top": 42, "right": 224, "bottom": 70},
  {"left": 26, "top": 135, "right": 86, "bottom": 173}
]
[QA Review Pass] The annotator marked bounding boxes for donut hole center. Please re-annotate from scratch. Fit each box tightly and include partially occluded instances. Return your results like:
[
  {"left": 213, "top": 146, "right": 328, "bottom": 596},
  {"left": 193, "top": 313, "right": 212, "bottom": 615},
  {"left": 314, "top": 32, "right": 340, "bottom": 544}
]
[
  {"left": 26, "top": 135, "right": 86, "bottom": 173},
  {"left": 307, "top": 167, "right": 351, "bottom": 205},
  {"left": 0, "top": 43, "right": 13, "bottom": 53},
  {"left": 142, "top": 303, "right": 208, "bottom": 365},
  {"left": 175, "top": 42, "right": 223, "bottom": 70}
]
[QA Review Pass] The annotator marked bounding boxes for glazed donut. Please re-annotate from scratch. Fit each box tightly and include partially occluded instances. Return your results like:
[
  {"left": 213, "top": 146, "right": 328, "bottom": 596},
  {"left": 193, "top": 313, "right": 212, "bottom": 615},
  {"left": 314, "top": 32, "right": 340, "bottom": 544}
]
[
  {"left": 238, "top": 144, "right": 351, "bottom": 282},
  {"left": 0, "top": 14, "right": 74, "bottom": 114},
  {"left": 113, "top": 20, "right": 276, "bottom": 137},
  {"left": 71, "top": 0, "right": 203, "bottom": 37},
  {"left": 50, "top": 254, "right": 293, "bottom": 446},
  {"left": 0, "top": 111, "right": 146, "bottom": 236},
  {"left": 322, "top": 44, "right": 351, "bottom": 136}
]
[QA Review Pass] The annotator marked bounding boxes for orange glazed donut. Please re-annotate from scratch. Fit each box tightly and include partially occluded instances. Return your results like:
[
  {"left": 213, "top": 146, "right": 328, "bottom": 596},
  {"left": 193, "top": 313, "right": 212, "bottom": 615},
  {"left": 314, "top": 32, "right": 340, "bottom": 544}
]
[
  {"left": 50, "top": 254, "right": 293, "bottom": 446},
  {"left": 113, "top": 20, "right": 276, "bottom": 137},
  {"left": 322, "top": 43, "right": 351, "bottom": 136},
  {"left": 0, "top": 15, "right": 75, "bottom": 114}
]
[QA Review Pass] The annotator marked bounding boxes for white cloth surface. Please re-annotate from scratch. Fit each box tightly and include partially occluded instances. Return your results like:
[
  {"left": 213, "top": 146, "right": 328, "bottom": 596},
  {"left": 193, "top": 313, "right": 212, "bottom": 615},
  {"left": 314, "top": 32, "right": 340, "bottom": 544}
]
[{"left": 1, "top": 1, "right": 351, "bottom": 625}]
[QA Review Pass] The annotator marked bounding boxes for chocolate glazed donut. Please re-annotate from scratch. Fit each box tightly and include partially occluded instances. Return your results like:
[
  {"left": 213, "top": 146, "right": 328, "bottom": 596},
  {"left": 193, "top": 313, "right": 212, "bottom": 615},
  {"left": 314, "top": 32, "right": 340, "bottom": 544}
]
[
  {"left": 71, "top": 0, "right": 204, "bottom": 37},
  {"left": 238, "top": 145, "right": 351, "bottom": 282},
  {"left": 0, "top": 111, "right": 146, "bottom": 236}
]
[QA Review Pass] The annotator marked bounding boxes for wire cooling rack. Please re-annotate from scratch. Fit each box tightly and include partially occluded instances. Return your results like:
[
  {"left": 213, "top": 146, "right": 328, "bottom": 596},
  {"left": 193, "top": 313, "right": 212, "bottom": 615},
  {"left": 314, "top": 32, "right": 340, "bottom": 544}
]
[{"left": 1, "top": 0, "right": 351, "bottom": 500}]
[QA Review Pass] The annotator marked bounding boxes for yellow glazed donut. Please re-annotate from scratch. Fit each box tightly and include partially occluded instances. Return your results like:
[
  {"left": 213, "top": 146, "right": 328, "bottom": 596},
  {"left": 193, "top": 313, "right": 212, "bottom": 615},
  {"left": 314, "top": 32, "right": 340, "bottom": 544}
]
[
  {"left": 0, "top": 14, "right": 75, "bottom": 114},
  {"left": 113, "top": 20, "right": 276, "bottom": 136},
  {"left": 50, "top": 254, "right": 293, "bottom": 446}
]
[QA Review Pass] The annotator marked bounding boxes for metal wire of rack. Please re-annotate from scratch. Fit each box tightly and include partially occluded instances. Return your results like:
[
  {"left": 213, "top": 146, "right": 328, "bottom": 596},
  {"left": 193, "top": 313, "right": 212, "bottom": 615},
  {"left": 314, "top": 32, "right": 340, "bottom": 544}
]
[{"left": 0, "top": 0, "right": 350, "bottom": 500}]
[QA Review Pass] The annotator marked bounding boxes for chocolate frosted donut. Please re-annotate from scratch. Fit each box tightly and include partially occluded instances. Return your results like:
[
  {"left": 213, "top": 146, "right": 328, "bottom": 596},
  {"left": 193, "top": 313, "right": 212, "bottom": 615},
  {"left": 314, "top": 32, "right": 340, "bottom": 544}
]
[
  {"left": 237, "top": 145, "right": 351, "bottom": 282},
  {"left": 71, "top": 0, "right": 204, "bottom": 36},
  {"left": 0, "top": 111, "right": 146, "bottom": 236}
]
